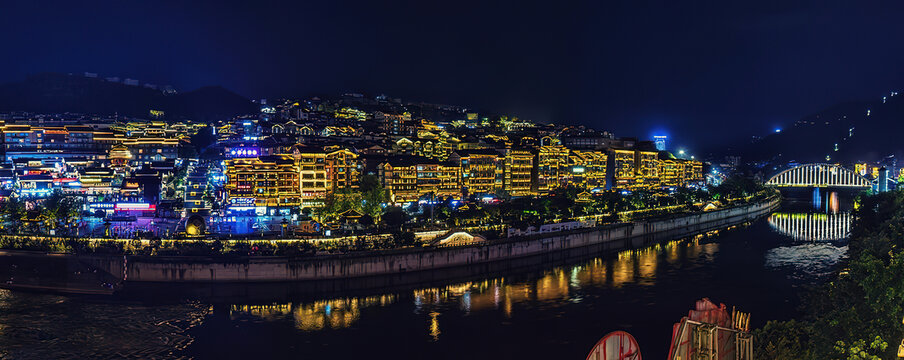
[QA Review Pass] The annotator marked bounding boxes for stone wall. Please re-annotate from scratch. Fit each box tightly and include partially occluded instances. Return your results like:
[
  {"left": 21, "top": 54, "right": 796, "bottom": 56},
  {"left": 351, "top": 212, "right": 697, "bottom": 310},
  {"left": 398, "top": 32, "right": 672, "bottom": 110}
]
[{"left": 117, "top": 197, "right": 779, "bottom": 283}]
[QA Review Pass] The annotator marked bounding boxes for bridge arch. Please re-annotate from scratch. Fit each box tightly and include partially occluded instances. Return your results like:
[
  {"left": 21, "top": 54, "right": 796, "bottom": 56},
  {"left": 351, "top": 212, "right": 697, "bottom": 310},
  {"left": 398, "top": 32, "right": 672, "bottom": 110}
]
[{"left": 765, "top": 164, "right": 870, "bottom": 188}]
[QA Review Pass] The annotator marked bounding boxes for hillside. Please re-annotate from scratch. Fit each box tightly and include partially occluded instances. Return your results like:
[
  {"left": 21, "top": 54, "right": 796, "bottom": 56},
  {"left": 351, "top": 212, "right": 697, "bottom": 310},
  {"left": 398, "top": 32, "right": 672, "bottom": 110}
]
[
  {"left": 727, "top": 93, "right": 904, "bottom": 164},
  {"left": 0, "top": 73, "right": 258, "bottom": 121}
]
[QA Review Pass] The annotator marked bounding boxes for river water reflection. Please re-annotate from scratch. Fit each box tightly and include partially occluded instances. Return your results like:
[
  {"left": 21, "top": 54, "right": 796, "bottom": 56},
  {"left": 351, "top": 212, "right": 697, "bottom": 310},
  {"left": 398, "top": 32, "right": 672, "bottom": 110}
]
[{"left": 0, "top": 195, "right": 852, "bottom": 359}]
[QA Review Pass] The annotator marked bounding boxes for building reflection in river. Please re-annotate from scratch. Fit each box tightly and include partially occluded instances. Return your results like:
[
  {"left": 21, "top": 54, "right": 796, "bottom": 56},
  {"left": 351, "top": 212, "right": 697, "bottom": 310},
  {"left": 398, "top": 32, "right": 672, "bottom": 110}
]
[
  {"left": 227, "top": 233, "right": 729, "bottom": 337},
  {"left": 230, "top": 295, "right": 397, "bottom": 332}
]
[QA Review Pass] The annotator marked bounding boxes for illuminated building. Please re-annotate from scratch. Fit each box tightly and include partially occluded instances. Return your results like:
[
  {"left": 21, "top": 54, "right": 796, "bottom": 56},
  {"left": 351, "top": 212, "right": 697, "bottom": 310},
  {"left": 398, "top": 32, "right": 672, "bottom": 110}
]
[
  {"left": 568, "top": 150, "right": 608, "bottom": 190},
  {"left": 380, "top": 112, "right": 413, "bottom": 136},
  {"left": 320, "top": 126, "right": 359, "bottom": 137},
  {"left": 451, "top": 149, "right": 503, "bottom": 196},
  {"left": 654, "top": 135, "right": 667, "bottom": 151},
  {"left": 379, "top": 157, "right": 461, "bottom": 203},
  {"left": 77, "top": 167, "right": 116, "bottom": 196},
  {"left": 18, "top": 174, "right": 54, "bottom": 197},
  {"left": 225, "top": 155, "right": 301, "bottom": 212},
  {"left": 335, "top": 107, "right": 367, "bottom": 121},
  {"left": 107, "top": 144, "right": 133, "bottom": 170},
  {"left": 325, "top": 148, "right": 360, "bottom": 191},
  {"left": 1, "top": 124, "right": 109, "bottom": 163},
  {"left": 684, "top": 160, "right": 704, "bottom": 186},
  {"left": 501, "top": 148, "right": 535, "bottom": 196},
  {"left": 293, "top": 149, "right": 329, "bottom": 207},
  {"left": 120, "top": 173, "right": 162, "bottom": 206},
  {"left": 393, "top": 131, "right": 457, "bottom": 161},
  {"left": 608, "top": 149, "right": 637, "bottom": 189},
  {"left": 418, "top": 119, "right": 440, "bottom": 131},
  {"left": 122, "top": 137, "right": 181, "bottom": 164},
  {"left": 635, "top": 150, "right": 660, "bottom": 188},
  {"left": 658, "top": 157, "right": 685, "bottom": 187},
  {"left": 537, "top": 144, "right": 570, "bottom": 193}
]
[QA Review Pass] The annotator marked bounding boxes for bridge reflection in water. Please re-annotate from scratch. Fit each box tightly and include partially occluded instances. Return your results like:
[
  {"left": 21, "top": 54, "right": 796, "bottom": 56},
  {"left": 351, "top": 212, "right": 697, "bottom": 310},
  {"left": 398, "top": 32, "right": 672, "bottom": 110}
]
[{"left": 767, "top": 212, "right": 851, "bottom": 242}]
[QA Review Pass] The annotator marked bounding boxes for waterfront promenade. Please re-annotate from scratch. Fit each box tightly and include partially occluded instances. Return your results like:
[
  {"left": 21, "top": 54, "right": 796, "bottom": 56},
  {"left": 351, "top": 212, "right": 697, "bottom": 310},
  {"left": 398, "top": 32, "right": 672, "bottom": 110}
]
[{"left": 0, "top": 196, "right": 779, "bottom": 295}]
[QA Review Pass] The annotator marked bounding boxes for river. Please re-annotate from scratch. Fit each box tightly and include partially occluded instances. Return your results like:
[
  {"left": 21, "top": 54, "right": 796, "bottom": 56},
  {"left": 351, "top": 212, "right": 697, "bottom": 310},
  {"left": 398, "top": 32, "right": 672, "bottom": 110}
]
[{"left": 0, "top": 193, "right": 851, "bottom": 359}]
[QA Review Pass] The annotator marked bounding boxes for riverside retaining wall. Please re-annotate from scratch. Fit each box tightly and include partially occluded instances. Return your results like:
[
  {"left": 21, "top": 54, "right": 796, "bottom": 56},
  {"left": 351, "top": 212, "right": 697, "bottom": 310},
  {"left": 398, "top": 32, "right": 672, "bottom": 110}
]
[{"left": 108, "top": 197, "right": 779, "bottom": 283}]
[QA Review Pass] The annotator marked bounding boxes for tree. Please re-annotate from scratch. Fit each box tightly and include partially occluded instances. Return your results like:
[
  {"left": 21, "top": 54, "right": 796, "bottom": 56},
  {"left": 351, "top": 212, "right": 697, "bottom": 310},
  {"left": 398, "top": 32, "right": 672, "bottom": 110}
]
[
  {"left": 391, "top": 231, "right": 418, "bottom": 247},
  {"left": 41, "top": 192, "right": 82, "bottom": 235},
  {"left": 361, "top": 183, "right": 387, "bottom": 222},
  {"left": 382, "top": 207, "right": 408, "bottom": 231},
  {"left": 0, "top": 197, "right": 25, "bottom": 231}
]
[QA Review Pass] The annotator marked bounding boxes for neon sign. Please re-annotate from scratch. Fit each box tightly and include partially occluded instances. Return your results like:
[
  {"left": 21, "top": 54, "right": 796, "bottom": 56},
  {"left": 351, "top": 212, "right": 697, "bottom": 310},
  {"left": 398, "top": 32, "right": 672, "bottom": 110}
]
[
  {"left": 114, "top": 203, "right": 156, "bottom": 211},
  {"left": 228, "top": 147, "right": 260, "bottom": 158},
  {"left": 230, "top": 197, "right": 255, "bottom": 206}
]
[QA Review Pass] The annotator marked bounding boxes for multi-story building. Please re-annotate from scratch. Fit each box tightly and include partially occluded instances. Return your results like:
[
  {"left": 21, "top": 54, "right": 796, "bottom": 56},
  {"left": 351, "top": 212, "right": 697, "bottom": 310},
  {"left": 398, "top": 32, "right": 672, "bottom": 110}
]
[
  {"left": 636, "top": 150, "right": 660, "bottom": 188},
  {"left": 608, "top": 149, "right": 637, "bottom": 190},
  {"left": 380, "top": 112, "right": 413, "bottom": 136},
  {"left": 225, "top": 155, "right": 301, "bottom": 213},
  {"left": 77, "top": 167, "right": 116, "bottom": 197},
  {"left": 294, "top": 149, "right": 329, "bottom": 207},
  {"left": 121, "top": 137, "right": 181, "bottom": 165},
  {"left": 451, "top": 149, "right": 503, "bottom": 196},
  {"left": 502, "top": 148, "right": 535, "bottom": 197},
  {"left": 684, "top": 160, "right": 704, "bottom": 187},
  {"left": 325, "top": 148, "right": 360, "bottom": 192},
  {"left": 607, "top": 149, "right": 662, "bottom": 190},
  {"left": 537, "top": 145, "right": 570, "bottom": 194},
  {"left": 379, "top": 157, "right": 461, "bottom": 203},
  {"left": 568, "top": 150, "right": 608, "bottom": 190},
  {"left": 658, "top": 157, "right": 685, "bottom": 188}
]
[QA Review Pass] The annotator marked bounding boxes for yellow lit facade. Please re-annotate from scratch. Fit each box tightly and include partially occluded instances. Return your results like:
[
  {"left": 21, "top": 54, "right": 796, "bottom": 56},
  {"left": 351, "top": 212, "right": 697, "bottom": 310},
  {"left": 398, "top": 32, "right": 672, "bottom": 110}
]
[
  {"left": 537, "top": 145, "right": 570, "bottom": 194},
  {"left": 658, "top": 158, "right": 685, "bottom": 187},
  {"left": 379, "top": 159, "right": 462, "bottom": 203},
  {"left": 225, "top": 155, "right": 301, "bottom": 208},
  {"left": 454, "top": 150, "right": 503, "bottom": 195},
  {"left": 325, "top": 148, "right": 360, "bottom": 191},
  {"left": 684, "top": 160, "right": 704, "bottom": 185},
  {"left": 295, "top": 150, "right": 329, "bottom": 206},
  {"left": 568, "top": 150, "right": 607, "bottom": 189},
  {"left": 635, "top": 150, "right": 660, "bottom": 188},
  {"left": 502, "top": 149, "right": 535, "bottom": 196},
  {"left": 610, "top": 149, "right": 637, "bottom": 189}
]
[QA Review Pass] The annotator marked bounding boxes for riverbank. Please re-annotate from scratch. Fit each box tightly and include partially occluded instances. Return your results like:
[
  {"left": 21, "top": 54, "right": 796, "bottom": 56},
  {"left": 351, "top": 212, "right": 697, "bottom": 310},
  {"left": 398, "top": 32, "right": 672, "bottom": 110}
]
[
  {"left": 756, "top": 190, "right": 904, "bottom": 359},
  {"left": 0, "top": 209, "right": 820, "bottom": 360},
  {"left": 0, "top": 196, "right": 779, "bottom": 295}
]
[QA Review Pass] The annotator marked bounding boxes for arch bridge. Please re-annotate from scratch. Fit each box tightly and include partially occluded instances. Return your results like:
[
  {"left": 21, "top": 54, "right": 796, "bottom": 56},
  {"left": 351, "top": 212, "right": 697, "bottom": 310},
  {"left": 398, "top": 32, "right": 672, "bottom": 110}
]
[{"left": 765, "top": 163, "right": 870, "bottom": 188}]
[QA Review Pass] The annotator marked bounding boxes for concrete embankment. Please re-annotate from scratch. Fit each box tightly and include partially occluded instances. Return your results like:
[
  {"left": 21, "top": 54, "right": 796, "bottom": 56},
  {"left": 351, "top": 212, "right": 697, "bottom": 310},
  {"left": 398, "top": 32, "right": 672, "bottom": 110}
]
[
  {"left": 116, "top": 197, "right": 779, "bottom": 283},
  {"left": 0, "top": 197, "right": 779, "bottom": 296}
]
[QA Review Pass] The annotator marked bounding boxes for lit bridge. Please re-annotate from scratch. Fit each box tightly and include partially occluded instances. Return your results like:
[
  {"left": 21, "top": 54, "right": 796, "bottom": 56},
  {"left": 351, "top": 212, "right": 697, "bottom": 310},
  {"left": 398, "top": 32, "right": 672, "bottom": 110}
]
[
  {"left": 765, "top": 164, "right": 870, "bottom": 188},
  {"left": 767, "top": 212, "right": 851, "bottom": 242}
]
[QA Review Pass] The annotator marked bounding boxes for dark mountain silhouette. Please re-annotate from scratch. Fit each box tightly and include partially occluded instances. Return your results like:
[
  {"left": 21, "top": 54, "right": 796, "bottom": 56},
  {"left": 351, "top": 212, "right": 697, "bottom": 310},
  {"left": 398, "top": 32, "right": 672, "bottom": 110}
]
[
  {"left": 725, "top": 93, "right": 904, "bottom": 164},
  {"left": 0, "top": 73, "right": 257, "bottom": 120}
]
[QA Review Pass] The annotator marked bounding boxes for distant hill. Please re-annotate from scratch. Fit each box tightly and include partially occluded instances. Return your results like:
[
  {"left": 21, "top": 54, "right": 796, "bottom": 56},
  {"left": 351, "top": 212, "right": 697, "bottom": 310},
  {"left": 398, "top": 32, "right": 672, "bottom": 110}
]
[
  {"left": 726, "top": 93, "right": 904, "bottom": 164},
  {"left": 0, "top": 73, "right": 258, "bottom": 121}
]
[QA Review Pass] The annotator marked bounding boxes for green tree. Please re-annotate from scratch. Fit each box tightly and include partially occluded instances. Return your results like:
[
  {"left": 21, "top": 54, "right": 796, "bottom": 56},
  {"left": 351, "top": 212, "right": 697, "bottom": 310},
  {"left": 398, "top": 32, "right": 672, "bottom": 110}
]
[
  {"left": 361, "top": 183, "right": 387, "bottom": 221},
  {"left": 0, "top": 197, "right": 25, "bottom": 231},
  {"left": 41, "top": 192, "right": 82, "bottom": 234}
]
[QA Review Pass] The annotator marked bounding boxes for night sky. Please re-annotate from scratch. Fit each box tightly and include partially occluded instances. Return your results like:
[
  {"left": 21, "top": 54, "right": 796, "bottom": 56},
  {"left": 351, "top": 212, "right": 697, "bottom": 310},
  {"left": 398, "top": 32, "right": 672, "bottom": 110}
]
[{"left": 3, "top": 1, "right": 904, "bottom": 151}]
